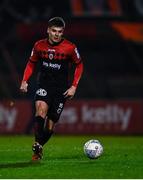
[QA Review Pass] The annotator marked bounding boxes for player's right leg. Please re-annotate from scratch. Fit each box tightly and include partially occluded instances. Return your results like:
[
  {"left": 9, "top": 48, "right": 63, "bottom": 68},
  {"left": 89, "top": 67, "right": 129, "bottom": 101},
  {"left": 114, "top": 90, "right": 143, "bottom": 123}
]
[{"left": 32, "top": 100, "right": 48, "bottom": 161}]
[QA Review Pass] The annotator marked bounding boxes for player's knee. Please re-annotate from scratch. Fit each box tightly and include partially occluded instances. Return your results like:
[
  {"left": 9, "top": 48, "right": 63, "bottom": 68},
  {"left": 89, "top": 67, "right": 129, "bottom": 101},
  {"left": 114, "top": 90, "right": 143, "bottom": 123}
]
[
  {"left": 35, "top": 101, "right": 48, "bottom": 118},
  {"left": 36, "top": 108, "right": 47, "bottom": 119},
  {"left": 45, "top": 119, "right": 55, "bottom": 131}
]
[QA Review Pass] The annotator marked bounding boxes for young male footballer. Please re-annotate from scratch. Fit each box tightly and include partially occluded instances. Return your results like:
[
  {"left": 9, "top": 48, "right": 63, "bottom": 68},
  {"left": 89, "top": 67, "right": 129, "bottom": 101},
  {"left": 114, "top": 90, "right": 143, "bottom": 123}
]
[{"left": 20, "top": 17, "right": 83, "bottom": 161}]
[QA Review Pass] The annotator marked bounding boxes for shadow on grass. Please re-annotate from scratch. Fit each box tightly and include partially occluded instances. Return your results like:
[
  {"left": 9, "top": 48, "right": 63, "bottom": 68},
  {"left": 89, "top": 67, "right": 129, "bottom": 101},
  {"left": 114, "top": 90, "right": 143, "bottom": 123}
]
[
  {"left": 47, "top": 154, "right": 82, "bottom": 160},
  {"left": 0, "top": 160, "right": 42, "bottom": 169},
  {"left": 45, "top": 154, "right": 104, "bottom": 164},
  {"left": 45, "top": 155, "right": 95, "bottom": 163}
]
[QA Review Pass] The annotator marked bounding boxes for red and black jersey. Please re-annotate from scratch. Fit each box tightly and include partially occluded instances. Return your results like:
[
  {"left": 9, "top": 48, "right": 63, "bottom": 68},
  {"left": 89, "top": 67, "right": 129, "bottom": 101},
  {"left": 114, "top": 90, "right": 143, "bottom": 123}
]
[{"left": 23, "top": 38, "right": 83, "bottom": 88}]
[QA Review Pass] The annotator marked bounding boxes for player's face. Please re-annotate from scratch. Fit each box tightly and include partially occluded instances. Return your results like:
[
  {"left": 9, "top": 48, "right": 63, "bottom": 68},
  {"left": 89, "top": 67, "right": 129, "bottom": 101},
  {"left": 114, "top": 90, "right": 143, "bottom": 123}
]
[{"left": 47, "top": 26, "right": 64, "bottom": 44}]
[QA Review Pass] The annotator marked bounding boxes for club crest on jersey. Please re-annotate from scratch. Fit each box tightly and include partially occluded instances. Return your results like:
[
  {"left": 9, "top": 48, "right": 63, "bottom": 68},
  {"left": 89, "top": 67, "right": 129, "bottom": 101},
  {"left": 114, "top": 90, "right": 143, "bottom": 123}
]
[
  {"left": 48, "top": 49, "right": 55, "bottom": 60},
  {"left": 36, "top": 88, "right": 47, "bottom": 96},
  {"left": 49, "top": 53, "right": 54, "bottom": 60}
]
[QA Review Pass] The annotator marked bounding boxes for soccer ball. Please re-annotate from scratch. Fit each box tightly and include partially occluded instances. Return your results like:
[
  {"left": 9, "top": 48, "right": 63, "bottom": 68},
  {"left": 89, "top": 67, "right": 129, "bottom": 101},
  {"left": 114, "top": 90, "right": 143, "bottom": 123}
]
[{"left": 84, "top": 139, "right": 103, "bottom": 159}]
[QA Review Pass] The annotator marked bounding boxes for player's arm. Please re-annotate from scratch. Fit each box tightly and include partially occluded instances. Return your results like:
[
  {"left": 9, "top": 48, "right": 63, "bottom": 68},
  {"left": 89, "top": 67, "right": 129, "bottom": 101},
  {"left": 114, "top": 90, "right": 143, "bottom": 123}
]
[
  {"left": 20, "top": 60, "right": 36, "bottom": 92},
  {"left": 63, "top": 47, "right": 83, "bottom": 99},
  {"left": 72, "top": 61, "right": 83, "bottom": 88},
  {"left": 20, "top": 44, "right": 39, "bottom": 93}
]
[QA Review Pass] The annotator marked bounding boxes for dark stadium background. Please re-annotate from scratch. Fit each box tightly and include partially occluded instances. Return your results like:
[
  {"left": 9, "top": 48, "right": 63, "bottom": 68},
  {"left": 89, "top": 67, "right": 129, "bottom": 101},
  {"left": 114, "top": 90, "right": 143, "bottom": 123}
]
[{"left": 0, "top": 0, "right": 143, "bottom": 135}]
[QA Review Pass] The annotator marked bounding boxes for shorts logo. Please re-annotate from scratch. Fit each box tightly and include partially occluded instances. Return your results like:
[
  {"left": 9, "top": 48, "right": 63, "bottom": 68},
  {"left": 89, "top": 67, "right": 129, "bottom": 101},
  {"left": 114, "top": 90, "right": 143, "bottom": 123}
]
[
  {"left": 57, "top": 103, "right": 63, "bottom": 114},
  {"left": 36, "top": 88, "right": 47, "bottom": 96}
]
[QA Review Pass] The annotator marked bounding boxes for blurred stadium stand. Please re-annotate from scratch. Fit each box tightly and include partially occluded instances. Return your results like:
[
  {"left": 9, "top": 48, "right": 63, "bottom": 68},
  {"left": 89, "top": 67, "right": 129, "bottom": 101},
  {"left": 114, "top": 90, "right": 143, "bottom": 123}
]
[{"left": 0, "top": 0, "right": 143, "bottom": 100}]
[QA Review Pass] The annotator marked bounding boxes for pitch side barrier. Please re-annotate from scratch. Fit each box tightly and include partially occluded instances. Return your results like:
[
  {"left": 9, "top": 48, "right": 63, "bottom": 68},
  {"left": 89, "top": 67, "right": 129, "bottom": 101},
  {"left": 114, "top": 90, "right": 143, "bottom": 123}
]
[{"left": 0, "top": 100, "right": 143, "bottom": 135}]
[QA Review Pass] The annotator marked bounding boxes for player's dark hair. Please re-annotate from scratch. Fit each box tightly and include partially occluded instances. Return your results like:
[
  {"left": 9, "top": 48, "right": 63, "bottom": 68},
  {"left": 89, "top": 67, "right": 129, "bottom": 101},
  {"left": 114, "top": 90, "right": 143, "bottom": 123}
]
[{"left": 48, "top": 17, "right": 65, "bottom": 28}]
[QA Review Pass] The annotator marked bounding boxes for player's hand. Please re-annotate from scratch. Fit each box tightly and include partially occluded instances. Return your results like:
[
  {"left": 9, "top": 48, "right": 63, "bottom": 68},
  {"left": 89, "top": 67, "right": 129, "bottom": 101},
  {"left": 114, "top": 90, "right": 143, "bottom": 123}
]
[
  {"left": 63, "top": 86, "right": 76, "bottom": 99},
  {"left": 20, "top": 81, "right": 28, "bottom": 93}
]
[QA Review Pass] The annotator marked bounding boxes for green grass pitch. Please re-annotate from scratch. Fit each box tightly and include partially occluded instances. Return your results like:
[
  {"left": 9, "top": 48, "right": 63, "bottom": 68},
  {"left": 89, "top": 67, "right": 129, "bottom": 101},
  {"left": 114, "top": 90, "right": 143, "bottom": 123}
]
[{"left": 0, "top": 135, "right": 143, "bottom": 179}]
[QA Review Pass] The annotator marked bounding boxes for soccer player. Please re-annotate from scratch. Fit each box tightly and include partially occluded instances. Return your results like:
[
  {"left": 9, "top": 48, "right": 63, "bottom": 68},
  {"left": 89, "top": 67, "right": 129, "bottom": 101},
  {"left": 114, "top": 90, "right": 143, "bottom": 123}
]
[{"left": 20, "top": 17, "right": 83, "bottom": 161}]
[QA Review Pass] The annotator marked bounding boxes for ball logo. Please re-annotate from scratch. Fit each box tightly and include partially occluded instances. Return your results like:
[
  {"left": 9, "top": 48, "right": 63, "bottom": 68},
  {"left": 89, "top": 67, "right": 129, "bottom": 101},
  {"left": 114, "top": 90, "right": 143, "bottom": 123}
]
[{"left": 36, "top": 88, "right": 47, "bottom": 96}]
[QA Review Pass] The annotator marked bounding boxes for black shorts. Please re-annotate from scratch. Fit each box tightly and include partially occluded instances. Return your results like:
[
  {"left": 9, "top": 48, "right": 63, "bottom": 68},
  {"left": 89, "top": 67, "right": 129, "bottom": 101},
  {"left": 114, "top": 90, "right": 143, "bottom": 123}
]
[{"left": 34, "top": 86, "right": 67, "bottom": 122}]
